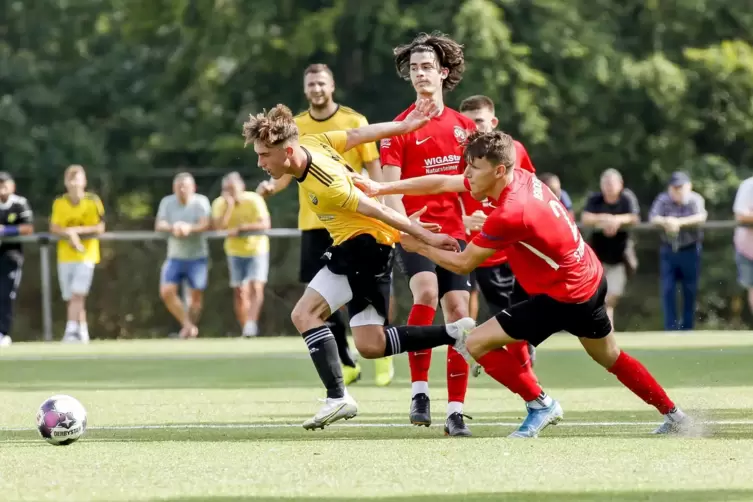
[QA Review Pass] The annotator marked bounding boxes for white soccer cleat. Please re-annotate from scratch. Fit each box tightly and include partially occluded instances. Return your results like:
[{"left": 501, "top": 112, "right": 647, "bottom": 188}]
[
  {"left": 61, "top": 332, "right": 79, "bottom": 343},
  {"left": 652, "top": 409, "right": 694, "bottom": 435},
  {"left": 447, "top": 317, "right": 476, "bottom": 365},
  {"left": 302, "top": 394, "right": 358, "bottom": 430},
  {"left": 0, "top": 335, "right": 11, "bottom": 347}
]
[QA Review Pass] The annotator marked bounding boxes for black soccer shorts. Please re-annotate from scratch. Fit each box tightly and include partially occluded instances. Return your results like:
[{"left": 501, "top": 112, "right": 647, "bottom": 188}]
[
  {"left": 476, "top": 262, "right": 530, "bottom": 313},
  {"left": 299, "top": 228, "right": 333, "bottom": 284},
  {"left": 395, "top": 240, "right": 471, "bottom": 297},
  {"left": 495, "top": 275, "right": 612, "bottom": 347},
  {"left": 319, "top": 234, "right": 394, "bottom": 324}
]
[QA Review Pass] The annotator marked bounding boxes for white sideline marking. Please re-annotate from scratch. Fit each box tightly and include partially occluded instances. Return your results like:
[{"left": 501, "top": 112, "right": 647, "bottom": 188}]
[{"left": 2, "top": 419, "right": 752, "bottom": 433}]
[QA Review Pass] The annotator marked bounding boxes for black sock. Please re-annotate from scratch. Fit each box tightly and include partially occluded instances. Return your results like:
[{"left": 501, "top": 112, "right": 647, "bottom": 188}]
[
  {"left": 327, "top": 311, "right": 357, "bottom": 368},
  {"left": 303, "top": 326, "right": 345, "bottom": 399},
  {"left": 383, "top": 324, "right": 455, "bottom": 356}
]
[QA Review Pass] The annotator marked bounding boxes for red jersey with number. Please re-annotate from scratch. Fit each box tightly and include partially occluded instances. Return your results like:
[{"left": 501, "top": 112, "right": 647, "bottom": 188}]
[
  {"left": 461, "top": 141, "right": 536, "bottom": 268},
  {"left": 468, "top": 170, "right": 603, "bottom": 302},
  {"left": 380, "top": 104, "right": 475, "bottom": 241}
]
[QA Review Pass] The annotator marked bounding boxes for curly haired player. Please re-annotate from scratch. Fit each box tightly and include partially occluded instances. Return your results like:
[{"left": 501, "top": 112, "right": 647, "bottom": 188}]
[{"left": 242, "top": 101, "right": 476, "bottom": 431}]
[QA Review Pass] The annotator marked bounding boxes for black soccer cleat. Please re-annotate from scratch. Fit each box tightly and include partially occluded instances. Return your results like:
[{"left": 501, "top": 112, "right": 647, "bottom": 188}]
[
  {"left": 410, "top": 393, "right": 431, "bottom": 427},
  {"left": 444, "top": 412, "right": 473, "bottom": 437}
]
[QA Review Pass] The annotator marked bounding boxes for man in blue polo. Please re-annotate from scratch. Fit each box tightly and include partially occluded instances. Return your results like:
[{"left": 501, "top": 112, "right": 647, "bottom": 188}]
[{"left": 649, "top": 172, "right": 708, "bottom": 331}]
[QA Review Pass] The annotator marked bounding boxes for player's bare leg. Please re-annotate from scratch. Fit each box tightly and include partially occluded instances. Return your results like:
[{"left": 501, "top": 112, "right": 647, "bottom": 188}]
[
  {"left": 246, "top": 280, "right": 265, "bottom": 337},
  {"left": 441, "top": 290, "right": 472, "bottom": 436},
  {"left": 466, "top": 318, "right": 563, "bottom": 438},
  {"left": 291, "top": 288, "right": 357, "bottom": 430},
  {"left": 159, "top": 284, "right": 196, "bottom": 339},
  {"left": 406, "top": 271, "right": 439, "bottom": 427},
  {"left": 579, "top": 333, "right": 692, "bottom": 434}
]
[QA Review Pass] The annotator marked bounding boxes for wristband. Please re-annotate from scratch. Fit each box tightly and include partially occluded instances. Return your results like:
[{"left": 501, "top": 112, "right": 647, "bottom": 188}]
[{"left": 1, "top": 226, "right": 19, "bottom": 237}]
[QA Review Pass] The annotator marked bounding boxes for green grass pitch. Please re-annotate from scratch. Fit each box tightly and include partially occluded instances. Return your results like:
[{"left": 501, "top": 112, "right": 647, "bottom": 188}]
[{"left": 1, "top": 332, "right": 753, "bottom": 501}]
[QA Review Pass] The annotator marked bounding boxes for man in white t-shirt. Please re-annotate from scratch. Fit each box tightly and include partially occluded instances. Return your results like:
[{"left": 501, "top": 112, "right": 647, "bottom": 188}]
[{"left": 734, "top": 177, "right": 753, "bottom": 314}]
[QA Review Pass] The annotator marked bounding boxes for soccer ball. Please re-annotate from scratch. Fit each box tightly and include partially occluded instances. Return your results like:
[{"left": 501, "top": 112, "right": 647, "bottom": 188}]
[{"left": 36, "top": 394, "right": 88, "bottom": 446}]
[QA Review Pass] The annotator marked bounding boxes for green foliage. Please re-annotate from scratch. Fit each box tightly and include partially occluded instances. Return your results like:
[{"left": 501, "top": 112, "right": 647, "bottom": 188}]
[{"left": 2, "top": 0, "right": 753, "bottom": 334}]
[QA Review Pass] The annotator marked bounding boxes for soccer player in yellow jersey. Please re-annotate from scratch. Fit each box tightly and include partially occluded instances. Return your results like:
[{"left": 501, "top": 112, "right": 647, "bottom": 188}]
[
  {"left": 49, "top": 165, "right": 105, "bottom": 343},
  {"left": 256, "top": 64, "right": 394, "bottom": 387},
  {"left": 212, "top": 172, "right": 271, "bottom": 337},
  {"left": 242, "top": 101, "right": 476, "bottom": 430}
]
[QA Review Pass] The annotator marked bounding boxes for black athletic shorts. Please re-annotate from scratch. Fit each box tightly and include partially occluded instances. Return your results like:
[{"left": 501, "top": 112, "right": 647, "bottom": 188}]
[
  {"left": 495, "top": 275, "right": 611, "bottom": 347},
  {"left": 322, "top": 234, "right": 394, "bottom": 323},
  {"left": 396, "top": 240, "right": 471, "bottom": 297},
  {"left": 476, "top": 262, "right": 530, "bottom": 312},
  {"left": 299, "top": 228, "right": 333, "bottom": 283}
]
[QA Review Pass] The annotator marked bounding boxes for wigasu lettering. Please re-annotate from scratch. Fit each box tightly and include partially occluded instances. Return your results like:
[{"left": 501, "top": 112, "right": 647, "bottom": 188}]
[{"left": 424, "top": 155, "right": 461, "bottom": 166}]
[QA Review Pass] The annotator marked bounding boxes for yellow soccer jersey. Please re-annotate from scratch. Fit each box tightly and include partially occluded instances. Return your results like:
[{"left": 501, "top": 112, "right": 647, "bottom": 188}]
[
  {"left": 50, "top": 193, "right": 105, "bottom": 264},
  {"left": 294, "top": 106, "right": 380, "bottom": 231},
  {"left": 211, "top": 191, "right": 270, "bottom": 257},
  {"left": 297, "top": 132, "right": 399, "bottom": 247}
]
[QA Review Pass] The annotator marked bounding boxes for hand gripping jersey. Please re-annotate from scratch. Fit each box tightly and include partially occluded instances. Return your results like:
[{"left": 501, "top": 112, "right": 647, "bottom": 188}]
[{"left": 380, "top": 104, "right": 476, "bottom": 241}]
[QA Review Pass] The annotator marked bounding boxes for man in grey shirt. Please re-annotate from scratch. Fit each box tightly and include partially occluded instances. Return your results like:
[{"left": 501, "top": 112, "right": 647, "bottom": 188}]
[
  {"left": 155, "top": 172, "right": 211, "bottom": 338},
  {"left": 649, "top": 171, "right": 708, "bottom": 331}
]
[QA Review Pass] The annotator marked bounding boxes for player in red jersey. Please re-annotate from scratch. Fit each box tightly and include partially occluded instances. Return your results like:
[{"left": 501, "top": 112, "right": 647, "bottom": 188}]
[
  {"left": 457, "top": 95, "right": 537, "bottom": 379},
  {"left": 358, "top": 130, "right": 692, "bottom": 437},
  {"left": 380, "top": 32, "right": 476, "bottom": 436}
]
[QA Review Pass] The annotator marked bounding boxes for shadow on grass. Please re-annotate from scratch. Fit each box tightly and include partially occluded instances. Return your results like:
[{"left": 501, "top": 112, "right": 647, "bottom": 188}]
[{"left": 145, "top": 490, "right": 753, "bottom": 502}]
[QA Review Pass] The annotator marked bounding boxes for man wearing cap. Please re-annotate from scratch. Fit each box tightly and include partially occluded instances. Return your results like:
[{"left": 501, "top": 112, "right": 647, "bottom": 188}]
[
  {"left": 649, "top": 172, "right": 708, "bottom": 331},
  {"left": 0, "top": 173, "right": 35, "bottom": 346}
]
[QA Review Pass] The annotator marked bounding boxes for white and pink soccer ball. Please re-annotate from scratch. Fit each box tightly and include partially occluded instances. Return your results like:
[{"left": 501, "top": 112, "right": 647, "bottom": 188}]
[{"left": 36, "top": 394, "right": 87, "bottom": 445}]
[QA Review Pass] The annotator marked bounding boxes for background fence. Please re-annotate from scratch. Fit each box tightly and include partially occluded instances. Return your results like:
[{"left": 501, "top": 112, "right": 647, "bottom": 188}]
[{"left": 6, "top": 220, "right": 750, "bottom": 342}]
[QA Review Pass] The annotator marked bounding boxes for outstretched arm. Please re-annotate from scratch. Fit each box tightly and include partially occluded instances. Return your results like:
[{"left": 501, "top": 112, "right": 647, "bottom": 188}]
[
  {"left": 371, "top": 174, "right": 468, "bottom": 196},
  {"left": 400, "top": 236, "right": 494, "bottom": 275},
  {"left": 343, "top": 99, "right": 438, "bottom": 152},
  {"left": 355, "top": 192, "right": 459, "bottom": 252}
]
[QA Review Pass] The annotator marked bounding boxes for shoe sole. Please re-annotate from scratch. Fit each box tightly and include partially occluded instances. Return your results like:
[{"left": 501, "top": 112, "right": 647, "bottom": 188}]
[
  {"left": 508, "top": 412, "right": 563, "bottom": 438},
  {"left": 410, "top": 418, "right": 431, "bottom": 427}
]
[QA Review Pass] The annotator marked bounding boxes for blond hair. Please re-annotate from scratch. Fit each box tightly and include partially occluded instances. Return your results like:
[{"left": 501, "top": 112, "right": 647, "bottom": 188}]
[{"left": 242, "top": 104, "right": 299, "bottom": 148}]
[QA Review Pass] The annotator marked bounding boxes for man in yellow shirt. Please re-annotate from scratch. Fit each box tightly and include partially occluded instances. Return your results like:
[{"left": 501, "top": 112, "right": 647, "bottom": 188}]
[
  {"left": 257, "top": 64, "right": 394, "bottom": 386},
  {"left": 242, "top": 101, "right": 473, "bottom": 430},
  {"left": 212, "top": 172, "right": 271, "bottom": 337},
  {"left": 49, "top": 165, "right": 106, "bottom": 343}
]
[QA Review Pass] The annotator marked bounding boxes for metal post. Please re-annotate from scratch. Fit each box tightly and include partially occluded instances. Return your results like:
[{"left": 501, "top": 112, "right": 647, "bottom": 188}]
[{"left": 39, "top": 241, "right": 54, "bottom": 341}]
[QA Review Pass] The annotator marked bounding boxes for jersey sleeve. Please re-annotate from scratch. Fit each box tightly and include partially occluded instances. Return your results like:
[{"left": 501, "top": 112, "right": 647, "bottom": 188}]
[
  {"left": 198, "top": 195, "right": 212, "bottom": 217},
  {"left": 321, "top": 131, "right": 348, "bottom": 154},
  {"left": 90, "top": 195, "right": 105, "bottom": 222},
  {"left": 379, "top": 132, "right": 405, "bottom": 169},
  {"left": 211, "top": 197, "right": 226, "bottom": 219},
  {"left": 623, "top": 189, "right": 641, "bottom": 215},
  {"left": 50, "top": 198, "right": 65, "bottom": 226},
  {"left": 472, "top": 210, "right": 525, "bottom": 250},
  {"left": 559, "top": 190, "right": 573, "bottom": 211},
  {"left": 249, "top": 193, "right": 270, "bottom": 219},
  {"left": 18, "top": 198, "right": 33, "bottom": 224},
  {"left": 734, "top": 180, "right": 753, "bottom": 215},
  {"left": 354, "top": 115, "right": 380, "bottom": 164}
]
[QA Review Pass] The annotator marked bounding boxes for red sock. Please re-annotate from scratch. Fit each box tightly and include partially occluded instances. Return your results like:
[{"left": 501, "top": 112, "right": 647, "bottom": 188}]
[
  {"left": 608, "top": 351, "right": 675, "bottom": 414},
  {"left": 407, "top": 304, "right": 436, "bottom": 383},
  {"left": 477, "top": 348, "right": 542, "bottom": 401},
  {"left": 507, "top": 341, "right": 540, "bottom": 384},
  {"left": 507, "top": 341, "right": 530, "bottom": 367},
  {"left": 446, "top": 346, "right": 469, "bottom": 403}
]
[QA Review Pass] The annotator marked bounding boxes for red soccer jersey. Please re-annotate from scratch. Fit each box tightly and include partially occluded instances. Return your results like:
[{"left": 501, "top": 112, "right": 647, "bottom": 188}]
[
  {"left": 461, "top": 141, "right": 536, "bottom": 268},
  {"left": 381, "top": 104, "right": 475, "bottom": 241},
  {"left": 468, "top": 170, "right": 603, "bottom": 303}
]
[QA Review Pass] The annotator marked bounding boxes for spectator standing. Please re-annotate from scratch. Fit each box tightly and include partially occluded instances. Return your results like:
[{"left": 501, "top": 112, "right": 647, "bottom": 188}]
[
  {"left": 0, "top": 172, "right": 34, "bottom": 346},
  {"left": 155, "top": 173, "right": 211, "bottom": 339},
  {"left": 649, "top": 172, "right": 708, "bottom": 331},
  {"left": 581, "top": 169, "right": 640, "bottom": 328},
  {"left": 212, "top": 172, "right": 271, "bottom": 337},
  {"left": 733, "top": 176, "right": 753, "bottom": 316},
  {"left": 49, "top": 165, "right": 105, "bottom": 343},
  {"left": 539, "top": 173, "right": 574, "bottom": 219}
]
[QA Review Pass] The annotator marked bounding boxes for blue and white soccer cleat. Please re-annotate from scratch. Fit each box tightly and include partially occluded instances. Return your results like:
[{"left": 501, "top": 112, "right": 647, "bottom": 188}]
[{"left": 508, "top": 400, "right": 563, "bottom": 438}]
